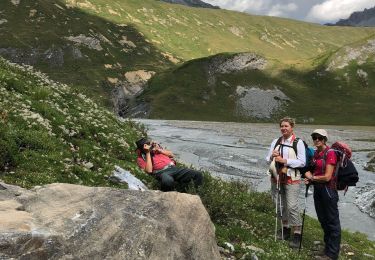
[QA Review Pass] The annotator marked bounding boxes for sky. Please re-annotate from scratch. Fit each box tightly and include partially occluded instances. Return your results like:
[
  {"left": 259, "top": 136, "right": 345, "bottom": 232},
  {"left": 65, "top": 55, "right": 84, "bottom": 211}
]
[{"left": 203, "top": 0, "right": 375, "bottom": 24}]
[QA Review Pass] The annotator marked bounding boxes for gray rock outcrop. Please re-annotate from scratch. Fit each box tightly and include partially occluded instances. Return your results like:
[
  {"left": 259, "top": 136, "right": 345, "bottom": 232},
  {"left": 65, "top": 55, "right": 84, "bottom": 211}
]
[
  {"left": 355, "top": 183, "right": 375, "bottom": 218},
  {"left": 0, "top": 45, "right": 84, "bottom": 67},
  {"left": 0, "top": 182, "right": 220, "bottom": 259},
  {"left": 235, "top": 86, "right": 291, "bottom": 119},
  {"left": 112, "top": 70, "right": 155, "bottom": 117},
  {"left": 206, "top": 53, "right": 267, "bottom": 87}
]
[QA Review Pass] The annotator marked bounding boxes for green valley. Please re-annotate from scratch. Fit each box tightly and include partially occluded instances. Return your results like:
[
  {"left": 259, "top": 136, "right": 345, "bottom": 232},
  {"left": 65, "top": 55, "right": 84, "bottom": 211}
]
[{"left": 1, "top": 0, "right": 375, "bottom": 124}]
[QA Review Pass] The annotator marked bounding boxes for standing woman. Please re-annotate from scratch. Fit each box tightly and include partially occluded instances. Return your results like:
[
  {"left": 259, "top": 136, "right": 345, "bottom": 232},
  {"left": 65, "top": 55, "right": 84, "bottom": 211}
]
[
  {"left": 266, "top": 117, "right": 306, "bottom": 248},
  {"left": 305, "top": 129, "right": 340, "bottom": 260}
]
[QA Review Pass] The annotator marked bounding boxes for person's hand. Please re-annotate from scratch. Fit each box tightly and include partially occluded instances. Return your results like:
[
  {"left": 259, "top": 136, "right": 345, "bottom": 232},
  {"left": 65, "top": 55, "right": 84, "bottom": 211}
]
[
  {"left": 304, "top": 171, "right": 313, "bottom": 184},
  {"left": 143, "top": 143, "right": 151, "bottom": 153},
  {"left": 272, "top": 149, "right": 280, "bottom": 158},
  {"left": 274, "top": 155, "right": 285, "bottom": 164}
]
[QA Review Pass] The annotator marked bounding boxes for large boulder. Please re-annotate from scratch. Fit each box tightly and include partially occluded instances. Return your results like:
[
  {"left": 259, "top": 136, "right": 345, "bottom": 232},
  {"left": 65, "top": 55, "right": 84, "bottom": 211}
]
[{"left": 0, "top": 182, "right": 220, "bottom": 259}]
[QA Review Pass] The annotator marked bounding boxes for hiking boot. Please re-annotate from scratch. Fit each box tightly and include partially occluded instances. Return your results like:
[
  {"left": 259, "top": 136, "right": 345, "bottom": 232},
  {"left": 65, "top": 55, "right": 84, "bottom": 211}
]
[
  {"left": 313, "top": 249, "right": 326, "bottom": 257},
  {"left": 277, "top": 227, "right": 291, "bottom": 240},
  {"left": 289, "top": 233, "right": 302, "bottom": 248}
]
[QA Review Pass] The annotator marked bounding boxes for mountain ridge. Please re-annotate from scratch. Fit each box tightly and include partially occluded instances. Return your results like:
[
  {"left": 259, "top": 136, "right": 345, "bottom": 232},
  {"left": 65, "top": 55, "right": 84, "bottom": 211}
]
[
  {"left": 159, "top": 0, "right": 219, "bottom": 9},
  {"left": 329, "top": 6, "right": 375, "bottom": 27}
]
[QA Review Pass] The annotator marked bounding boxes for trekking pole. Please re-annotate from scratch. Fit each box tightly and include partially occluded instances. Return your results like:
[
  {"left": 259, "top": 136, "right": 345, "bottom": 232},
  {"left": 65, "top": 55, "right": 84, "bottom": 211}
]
[
  {"left": 299, "top": 184, "right": 310, "bottom": 252},
  {"left": 274, "top": 175, "right": 279, "bottom": 241},
  {"left": 278, "top": 177, "right": 284, "bottom": 240}
]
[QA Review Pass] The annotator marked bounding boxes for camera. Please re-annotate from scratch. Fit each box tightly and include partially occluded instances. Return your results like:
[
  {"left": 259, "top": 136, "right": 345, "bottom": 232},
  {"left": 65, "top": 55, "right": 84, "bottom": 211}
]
[{"left": 146, "top": 141, "right": 159, "bottom": 153}]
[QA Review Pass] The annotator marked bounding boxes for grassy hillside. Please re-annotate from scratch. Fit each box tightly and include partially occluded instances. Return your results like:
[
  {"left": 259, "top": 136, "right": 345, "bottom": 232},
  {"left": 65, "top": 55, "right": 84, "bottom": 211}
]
[
  {"left": 0, "top": 57, "right": 152, "bottom": 188},
  {"left": 0, "top": 0, "right": 173, "bottom": 107},
  {"left": 57, "top": 0, "right": 375, "bottom": 64},
  {"left": 1, "top": 0, "right": 375, "bottom": 83}
]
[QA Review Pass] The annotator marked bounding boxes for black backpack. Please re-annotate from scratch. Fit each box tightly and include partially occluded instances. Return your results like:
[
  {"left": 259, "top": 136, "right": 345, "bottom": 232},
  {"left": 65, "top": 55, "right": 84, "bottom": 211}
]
[{"left": 322, "top": 142, "right": 359, "bottom": 194}]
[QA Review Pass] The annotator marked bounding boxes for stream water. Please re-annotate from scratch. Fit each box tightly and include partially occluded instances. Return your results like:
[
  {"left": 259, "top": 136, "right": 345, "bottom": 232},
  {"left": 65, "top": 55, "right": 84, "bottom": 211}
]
[{"left": 135, "top": 119, "right": 375, "bottom": 241}]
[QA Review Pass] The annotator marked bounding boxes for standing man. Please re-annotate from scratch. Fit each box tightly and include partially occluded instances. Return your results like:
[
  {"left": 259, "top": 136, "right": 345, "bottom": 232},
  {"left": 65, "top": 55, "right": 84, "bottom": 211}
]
[
  {"left": 266, "top": 117, "right": 306, "bottom": 248},
  {"left": 135, "top": 137, "right": 203, "bottom": 192}
]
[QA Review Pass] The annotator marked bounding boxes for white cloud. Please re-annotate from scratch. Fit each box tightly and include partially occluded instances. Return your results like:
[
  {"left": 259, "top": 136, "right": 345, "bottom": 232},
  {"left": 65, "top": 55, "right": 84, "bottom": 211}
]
[
  {"left": 204, "top": 0, "right": 375, "bottom": 23},
  {"left": 306, "top": 0, "right": 375, "bottom": 22},
  {"left": 268, "top": 3, "right": 298, "bottom": 17}
]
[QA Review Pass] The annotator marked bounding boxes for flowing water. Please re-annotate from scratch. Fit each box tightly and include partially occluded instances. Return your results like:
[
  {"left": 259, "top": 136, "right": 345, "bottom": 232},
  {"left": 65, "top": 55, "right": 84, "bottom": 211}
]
[{"left": 136, "top": 119, "right": 375, "bottom": 240}]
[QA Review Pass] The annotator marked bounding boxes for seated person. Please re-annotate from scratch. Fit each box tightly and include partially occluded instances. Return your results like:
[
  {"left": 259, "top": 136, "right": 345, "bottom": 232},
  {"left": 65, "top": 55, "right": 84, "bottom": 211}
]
[{"left": 135, "top": 138, "right": 203, "bottom": 192}]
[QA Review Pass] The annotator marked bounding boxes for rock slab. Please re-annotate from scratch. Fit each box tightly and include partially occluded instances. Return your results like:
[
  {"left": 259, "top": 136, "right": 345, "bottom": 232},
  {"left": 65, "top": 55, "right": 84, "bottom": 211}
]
[{"left": 0, "top": 182, "right": 220, "bottom": 259}]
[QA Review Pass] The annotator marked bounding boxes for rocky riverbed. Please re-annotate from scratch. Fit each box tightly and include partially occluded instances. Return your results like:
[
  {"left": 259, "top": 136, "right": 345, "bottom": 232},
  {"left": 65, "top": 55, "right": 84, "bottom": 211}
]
[{"left": 135, "top": 119, "right": 375, "bottom": 240}]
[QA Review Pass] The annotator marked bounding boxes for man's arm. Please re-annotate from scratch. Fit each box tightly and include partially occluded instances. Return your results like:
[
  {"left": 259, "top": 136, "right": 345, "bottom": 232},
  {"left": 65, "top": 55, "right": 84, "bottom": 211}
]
[
  {"left": 142, "top": 144, "right": 153, "bottom": 174},
  {"left": 152, "top": 142, "right": 174, "bottom": 158},
  {"left": 144, "top": 151, "right": 153, "bottom": 174},
  {"left": 156, "top": 148, "right": 174, "bottom": 158}
]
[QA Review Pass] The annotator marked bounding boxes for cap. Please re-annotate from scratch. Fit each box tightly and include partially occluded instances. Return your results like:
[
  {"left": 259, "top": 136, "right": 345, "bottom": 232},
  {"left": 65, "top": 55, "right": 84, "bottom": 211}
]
[
  {"left": 311, "top": 129, "right": 328, "bottom": 138},
  {"left": 135, "top": 137, "right": 149, "bottom": 150}
]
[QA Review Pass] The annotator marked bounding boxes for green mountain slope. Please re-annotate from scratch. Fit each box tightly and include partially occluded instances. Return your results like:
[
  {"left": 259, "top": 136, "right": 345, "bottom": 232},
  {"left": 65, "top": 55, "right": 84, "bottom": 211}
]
[
  {"left": 57, "top": 0, "right": 375, "bottom": 63},
  {"left": 1, "top": 0, "right": 375, "bottom": 124},
  {"left": 0, "top": 0, "right": 173, "bottom": 107}
]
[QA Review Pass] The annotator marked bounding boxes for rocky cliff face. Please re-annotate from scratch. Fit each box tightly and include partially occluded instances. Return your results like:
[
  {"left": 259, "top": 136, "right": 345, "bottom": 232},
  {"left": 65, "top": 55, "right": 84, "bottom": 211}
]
[
  {"left": 330, "top": 6, "right": 375, "bottom": 26},
  {"left": 206, "top": 53, "right": 267, "bottom": 87},
  {"left": 0, "top": 182, "right": 220, "bottom": 259},
  {"left": 160, "top": 0, "right": 219, "bottom": 9}
]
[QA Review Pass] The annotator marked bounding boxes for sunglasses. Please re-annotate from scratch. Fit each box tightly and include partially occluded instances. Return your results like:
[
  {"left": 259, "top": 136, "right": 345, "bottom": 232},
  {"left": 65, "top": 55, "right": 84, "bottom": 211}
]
[{"left": 312, "top": 135, "right": 324, "bottom": 141}]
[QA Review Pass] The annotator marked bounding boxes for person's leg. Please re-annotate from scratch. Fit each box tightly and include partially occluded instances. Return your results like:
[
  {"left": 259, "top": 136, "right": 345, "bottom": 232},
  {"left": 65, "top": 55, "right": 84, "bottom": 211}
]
[
  {"left": 322, "top": 187, "right": 341, "bottom": 260},
  {"left": 314, "top": 187, "right": 330, "bottom": 253},
  {"left": 158, "top": 170, "right": 176, "bottom": 191},
  {"left": 168, "top": 167, "right": 203, "bottom": 191},
  {"left": 285, "top": 183, "right": 302, "bottom": 247},
  {"left": 272, "top": 182, "right": 291, "bottom": 240},
  {"left": 280, "top": 184, "right": 289, "bottom": 227}
]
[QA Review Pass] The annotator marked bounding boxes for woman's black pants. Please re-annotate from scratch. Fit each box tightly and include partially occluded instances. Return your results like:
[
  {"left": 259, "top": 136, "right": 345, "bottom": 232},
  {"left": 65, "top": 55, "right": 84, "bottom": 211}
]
[{"left": 314, "top": 185, "right": 341, "bottom": 260}]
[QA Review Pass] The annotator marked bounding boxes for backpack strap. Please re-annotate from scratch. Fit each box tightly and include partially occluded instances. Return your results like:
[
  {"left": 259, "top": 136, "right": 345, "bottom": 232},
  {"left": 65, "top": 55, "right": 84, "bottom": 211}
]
[
  {"left": 274, "top": 136, "right": 295, "bottom": 152},
  {"left": 274, "top": 136, "right": 300, "bottom": 177},
  {"left": 273, "top": 136, "right": 283, "bottom": 151},
  {"left": 292, "top": 137, "right": 299, "bottom": 155},
  {"left": 322, "top": 149, "right": 341, "bottom": 185}
]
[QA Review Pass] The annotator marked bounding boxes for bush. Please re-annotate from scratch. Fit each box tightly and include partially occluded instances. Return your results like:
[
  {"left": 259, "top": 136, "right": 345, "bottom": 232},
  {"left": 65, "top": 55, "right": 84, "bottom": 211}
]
[{"left": 0, "top": 125, "right": 17, "bottom": 171}]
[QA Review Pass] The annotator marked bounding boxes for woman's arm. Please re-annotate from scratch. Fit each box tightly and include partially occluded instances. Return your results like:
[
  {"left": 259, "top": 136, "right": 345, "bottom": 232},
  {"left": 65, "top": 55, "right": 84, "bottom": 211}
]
[
  {"left": 312, "top": 164, "right": 335, "bottom": 182},
  {"left": 305, "top": 164, "right": 335, "bottom": 183}
]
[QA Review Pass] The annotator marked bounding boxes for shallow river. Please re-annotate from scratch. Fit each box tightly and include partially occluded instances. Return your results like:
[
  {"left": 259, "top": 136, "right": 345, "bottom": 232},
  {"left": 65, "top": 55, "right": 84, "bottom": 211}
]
[{"left": 136, "top": 119, "right": 375, "bottom": 241}]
